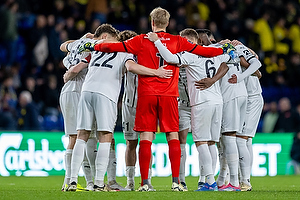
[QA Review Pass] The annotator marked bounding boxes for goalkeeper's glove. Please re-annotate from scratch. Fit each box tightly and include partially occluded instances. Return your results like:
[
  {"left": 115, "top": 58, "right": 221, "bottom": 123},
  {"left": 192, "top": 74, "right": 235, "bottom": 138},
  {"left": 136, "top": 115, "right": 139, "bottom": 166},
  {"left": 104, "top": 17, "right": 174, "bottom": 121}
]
[
  {"left": 78, "top": 42, "right": 95, "bottom": 53},
  {"left": 221, "top": 43, "right": 236, "bottom": 54}
]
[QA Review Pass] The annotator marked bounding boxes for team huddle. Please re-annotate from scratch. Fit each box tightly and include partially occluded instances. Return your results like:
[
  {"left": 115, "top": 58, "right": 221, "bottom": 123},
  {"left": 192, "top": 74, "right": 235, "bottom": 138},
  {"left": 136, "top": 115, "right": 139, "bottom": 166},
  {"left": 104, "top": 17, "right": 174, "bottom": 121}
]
[{"left": 59, "top": 7, "right": 263, "bottom": 192}]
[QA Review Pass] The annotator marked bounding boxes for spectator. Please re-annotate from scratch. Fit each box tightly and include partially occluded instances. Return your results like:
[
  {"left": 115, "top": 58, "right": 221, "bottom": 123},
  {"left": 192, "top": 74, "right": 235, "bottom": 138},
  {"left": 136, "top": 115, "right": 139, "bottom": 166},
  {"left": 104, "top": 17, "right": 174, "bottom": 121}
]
[
  {"left": 273, "top": 17, "right": 291, "bottom": 57},
  {"left": 0, "top": 97, "right": 17, "bottom": 130},
  {"left": 290, "top": 131, "right": 300, "bottom": 174},
  {"left": 274, "top": 97, "right": 300, "bottom": 133},
  {"left": 0, "top": 0, "right": 19, "bottom": 67},
  {"left": 16, "top": 90, "right": 41, "bottom": 130},
  {"left": 42, "top": 74, "right": 60, "bottom": 116},
  {"left": 262, "top": 101, "right": 279, "bottom": 133},
  {"left": 288, "top": 16, "right": 300, "bottom": 54},
  {"left": 253, "top": 10, "right": 275, "bottom": 56},
  {"left": 85, "top": 0, "right": 108, "bottom": 23}
]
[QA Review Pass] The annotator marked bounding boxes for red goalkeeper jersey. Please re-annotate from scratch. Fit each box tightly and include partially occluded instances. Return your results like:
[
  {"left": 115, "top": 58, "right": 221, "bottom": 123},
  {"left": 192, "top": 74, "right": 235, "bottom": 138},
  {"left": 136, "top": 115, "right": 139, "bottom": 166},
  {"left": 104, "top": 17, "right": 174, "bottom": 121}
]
[{"left": 95, "top": 31, "right": 223, "bottom": 97}]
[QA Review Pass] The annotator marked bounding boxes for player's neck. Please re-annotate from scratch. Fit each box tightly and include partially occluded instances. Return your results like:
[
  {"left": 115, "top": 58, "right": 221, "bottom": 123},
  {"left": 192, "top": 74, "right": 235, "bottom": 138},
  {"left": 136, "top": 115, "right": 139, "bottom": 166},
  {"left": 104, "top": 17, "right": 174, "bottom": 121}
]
[{"left": 153, "top": 27, "right": 166, "bottom": 33}]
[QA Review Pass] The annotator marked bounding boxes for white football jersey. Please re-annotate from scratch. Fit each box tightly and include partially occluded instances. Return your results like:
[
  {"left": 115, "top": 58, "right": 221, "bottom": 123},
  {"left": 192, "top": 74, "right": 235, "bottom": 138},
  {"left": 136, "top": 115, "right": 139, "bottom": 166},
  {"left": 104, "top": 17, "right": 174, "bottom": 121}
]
[
  {"left": 236, "top": 45, "right": 262, "bottom": 96},
  {"left": 178, "top": 67, "right": 190, "bottom": 104},
  {"left": 82, "top": 51, "right": 134, "bottom": 103},
  {"left": 61, "top": 38, "right": 94, "bottom": 94},
  {"left": 178, "top": 51, "right": 230, "bottom": 106},
  {"left": 215, "top": 43, "right": 248, "bottom": 103},
  {"left": 123, "top": 71, "right": 138, "bottom": 108}
]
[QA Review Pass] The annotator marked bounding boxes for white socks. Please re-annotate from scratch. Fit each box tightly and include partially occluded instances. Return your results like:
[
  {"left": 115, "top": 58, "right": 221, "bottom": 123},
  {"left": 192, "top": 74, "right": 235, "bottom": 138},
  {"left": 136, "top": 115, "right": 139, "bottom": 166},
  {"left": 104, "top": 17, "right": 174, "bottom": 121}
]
[
  {"left": 208, "top": 144, "right": 217, "bottom": 174},
  {"left": 70, "top": 139, "right": 86, "bottom": 183},
  {"left": 94, "top": 142, "right": 111, "bottom": 187},
  {"left": 236, "top": 137, "right": 250, "bottom": 184},
  {"left": 86, "top": 137, "right": 97, "bottom": 177},
  {"left": 247, "top": 138, "right": 253, "bottom": 170},
  {"left": 82, "top": 152, "right": 93, "bottom": 185},
  {"left": 126, "top": 166, "right": 135, "bottom": 185},
  {"left": 221, "top": 135, "right": 239, "bottom": 187},
  {"left": 197, "top": 144, "right": 215, "bottom": 185},
  {"left": 63, "top": 149, "right": 72, "bottom": 186},
  {"left": 107, "top": 147, "right": 117, "bottom": 183},
  {"left": 179, "top": 144, "right": 186, "bottom": 183}
]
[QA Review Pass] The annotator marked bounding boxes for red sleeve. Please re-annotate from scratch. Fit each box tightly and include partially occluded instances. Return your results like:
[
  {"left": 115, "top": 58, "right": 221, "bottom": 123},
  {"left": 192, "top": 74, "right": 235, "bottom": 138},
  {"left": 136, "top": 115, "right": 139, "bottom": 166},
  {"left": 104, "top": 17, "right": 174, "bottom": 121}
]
[
  {"left": 122, "top": 35, "right": 142, "bottom": 55},
  {"left": 94, "top": 35, "right": 142, "bottom": 54},
  {"left": 177, "top": 36, "right": 223, "bottom": 57},
  {"left": 94, "top": 42, "right": 126, "bottom": 53},
  {"left": 191, "top": 45, "right": 223, "bottom": 57}
]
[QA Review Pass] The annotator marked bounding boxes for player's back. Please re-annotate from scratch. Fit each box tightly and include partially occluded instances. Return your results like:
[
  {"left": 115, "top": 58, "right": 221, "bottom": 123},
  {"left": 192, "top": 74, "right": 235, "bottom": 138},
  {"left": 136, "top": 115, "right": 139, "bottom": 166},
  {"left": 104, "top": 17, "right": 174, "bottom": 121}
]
[
  {"left": 185, "top": 53, "right": 229, "bottom": 106},
  {"left": 125, "top": 32, "right": 191, "bottom": 97},
  {"left": 82, "top": 51, "right": 133, "bottom": 104}
]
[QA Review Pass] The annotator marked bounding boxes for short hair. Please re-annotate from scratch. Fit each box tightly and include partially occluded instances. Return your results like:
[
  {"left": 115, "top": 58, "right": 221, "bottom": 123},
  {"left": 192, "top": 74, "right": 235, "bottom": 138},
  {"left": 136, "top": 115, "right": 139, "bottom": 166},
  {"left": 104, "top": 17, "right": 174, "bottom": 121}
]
[
  {"left": 179, "top": 28, "right": 199, "bottom": 41},
  {"left": 94, "top": 23, "right": 119, "bottom": 38},
  {"left": 118, "top": 30, "right": 138, "bottom": 42},
  {"left": 150, "top": 7, "right": 170, "bottom": 28}
]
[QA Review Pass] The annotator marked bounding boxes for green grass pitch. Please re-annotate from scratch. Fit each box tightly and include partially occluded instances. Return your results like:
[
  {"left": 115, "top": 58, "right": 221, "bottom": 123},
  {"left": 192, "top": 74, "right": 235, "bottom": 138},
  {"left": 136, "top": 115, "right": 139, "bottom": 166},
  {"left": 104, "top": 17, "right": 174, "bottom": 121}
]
[{"left": 0, "top": 175, "right": 299, "bottom": 200}]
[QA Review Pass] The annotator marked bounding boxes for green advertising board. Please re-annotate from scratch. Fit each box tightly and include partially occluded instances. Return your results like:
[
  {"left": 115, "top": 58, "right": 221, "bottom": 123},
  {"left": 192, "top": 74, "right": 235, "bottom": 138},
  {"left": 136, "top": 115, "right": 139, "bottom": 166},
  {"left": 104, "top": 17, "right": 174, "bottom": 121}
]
[{"left": 0, "top": 131, "right": 295, "bottom": 177}]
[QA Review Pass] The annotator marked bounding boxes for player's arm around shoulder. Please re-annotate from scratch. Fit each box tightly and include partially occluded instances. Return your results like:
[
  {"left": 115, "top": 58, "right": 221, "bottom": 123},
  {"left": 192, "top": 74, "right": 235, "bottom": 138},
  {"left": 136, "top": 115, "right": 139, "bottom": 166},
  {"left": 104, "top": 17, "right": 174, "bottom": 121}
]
[
  {"left": 60, "top": 40, "right": 75, "bottom": 52},
  {"left": 125, "top": 60, "right": 172, "bottom": 78},
  {"left": 63, "top": 62, "right": 88, "bottom": 83}
]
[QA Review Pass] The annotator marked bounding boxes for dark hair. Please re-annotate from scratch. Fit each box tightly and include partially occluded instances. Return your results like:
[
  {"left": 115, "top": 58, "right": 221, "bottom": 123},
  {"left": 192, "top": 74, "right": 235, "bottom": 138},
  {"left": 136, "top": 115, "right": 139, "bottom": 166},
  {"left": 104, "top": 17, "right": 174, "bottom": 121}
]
[
  {"left": 94, "top": 23, "right": 119, "bottom": 38},
  {"left": 179, "top": 28, "right": 198, "bottom": 41},
  {"left": 196, "top": 29, "right": 212, "bottom": 37},
  {"left": 118, "top": 30, "right": 138, "bottom": 42}
]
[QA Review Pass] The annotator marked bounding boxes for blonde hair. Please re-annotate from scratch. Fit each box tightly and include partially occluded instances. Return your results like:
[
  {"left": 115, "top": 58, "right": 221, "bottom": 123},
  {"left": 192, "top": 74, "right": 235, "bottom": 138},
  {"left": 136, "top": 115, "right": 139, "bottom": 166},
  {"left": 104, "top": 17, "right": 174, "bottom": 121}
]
[{"left": 150, "top": 7, "right": 170, "bottom": 28}]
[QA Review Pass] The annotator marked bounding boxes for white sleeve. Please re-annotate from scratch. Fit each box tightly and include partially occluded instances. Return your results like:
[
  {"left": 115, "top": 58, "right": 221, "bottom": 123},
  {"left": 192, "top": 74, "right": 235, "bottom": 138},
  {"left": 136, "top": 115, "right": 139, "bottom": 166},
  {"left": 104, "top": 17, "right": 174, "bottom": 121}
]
[
  {"left": 237, "top": 58, "right": 261, "bottom": 82},
  {"left": 154, "top": 40, "right": 180, "bottom": 64}
]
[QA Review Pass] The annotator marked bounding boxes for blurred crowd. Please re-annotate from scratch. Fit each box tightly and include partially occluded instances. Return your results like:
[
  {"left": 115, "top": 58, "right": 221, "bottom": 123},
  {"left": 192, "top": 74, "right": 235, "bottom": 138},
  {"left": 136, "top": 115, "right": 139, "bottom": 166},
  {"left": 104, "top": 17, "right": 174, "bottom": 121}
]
[{"left": 0, "top": 0, "right": 300, "bottom": 132}]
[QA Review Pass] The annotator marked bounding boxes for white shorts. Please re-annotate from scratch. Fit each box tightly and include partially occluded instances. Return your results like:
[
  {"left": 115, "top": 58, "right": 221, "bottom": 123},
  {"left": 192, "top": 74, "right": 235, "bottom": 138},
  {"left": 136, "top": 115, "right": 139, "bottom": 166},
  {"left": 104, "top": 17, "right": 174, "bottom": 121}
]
[
  {"left": 60, "top": 92, "right": 80, "bottom": 136},
  {"left": 221, "top": 96, "right": 247, "bottom": 133},
  {"left": 191, "top": 103, "right": 222, "bottom": 142},
  {"left": 178, "top": 103, "right": 191, "bottom": 132},
  {"left": 77, "top": 91, "right": 117, "bottom": 132},
  {"left": 122, "top": 103, "right": 139, "bottom": 140},
  {"left": 238, "top": 94, "right": 264, "bottom": 137}
]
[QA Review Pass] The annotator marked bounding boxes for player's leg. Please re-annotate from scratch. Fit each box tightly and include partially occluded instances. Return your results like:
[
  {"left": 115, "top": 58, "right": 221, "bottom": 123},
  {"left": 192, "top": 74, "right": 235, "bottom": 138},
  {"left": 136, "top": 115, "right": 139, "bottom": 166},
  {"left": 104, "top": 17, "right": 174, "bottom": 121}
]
[
  {"left": 192, "top": 104, "right": 218, "bottom": 191},
  {"left": 219, "top": 98, "right": 246, "bottom": 191},
  {"left": 195, "top": 142, "right": 218, "bottom": 191},
  {"left": 122, "top": 104, "right": 138, "bottom": 190},
  {"left": 236, "top": 135, "right": 250, "bottom": 189},
  {"left": 68, "top": 129, "right": 91, "bottom": 191},
  {"left": 85, "top": 135, "right": 97, "bottom": 191},
  {"left": 178, "top": 103, "right": 191, "bottom": 190},
  {"left": 208, "top": 141, "right": 217, "bottom": 176},
  {"left": 107, "top": 138, "right": 130, "bottom": 191},
  {"left": 138, "top": 132, "right": 154, "bottom": 191},
  {"left": 62, "top": 134, "right": 76, "bottom": 191},
  {"left": 93, "top": 131, "right": 112, "bottom": 191},
  {"left": 59, "top": 92, "right": 79, "bottom": 191},
  {"left": 179, "top": 128, "right": 188, "bottom": 189},
  {"left": 93, "top": 93, "right": 117, "bottom": 191},
  {"left": 240, "top": 94, "right": 263, "bottom": 191},
  {"left": 134, "top": 96, "right": 157, "bottom": 191},
  {"left": 159, "top": 96, "right": 183, "bottom": 191},
  {"left": 125, "top": 139, "right": 138, "bottom": 190},
  {"left": 216, "top": 139, "right": 229, "bottom": 187}
]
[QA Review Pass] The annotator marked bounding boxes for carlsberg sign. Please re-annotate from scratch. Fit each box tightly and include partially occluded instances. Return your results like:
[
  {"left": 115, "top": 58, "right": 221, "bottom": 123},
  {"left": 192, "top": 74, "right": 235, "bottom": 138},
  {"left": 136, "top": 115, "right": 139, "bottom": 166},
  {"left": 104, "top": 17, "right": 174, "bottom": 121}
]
[{"left": 0, "top": 132, "right": 294, "bottom": 177}]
